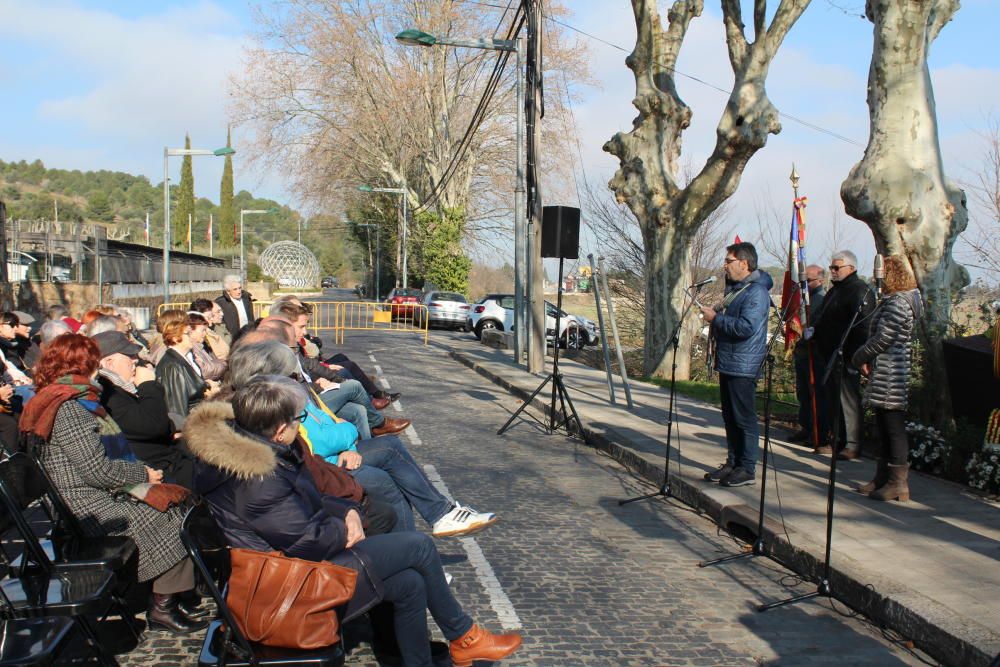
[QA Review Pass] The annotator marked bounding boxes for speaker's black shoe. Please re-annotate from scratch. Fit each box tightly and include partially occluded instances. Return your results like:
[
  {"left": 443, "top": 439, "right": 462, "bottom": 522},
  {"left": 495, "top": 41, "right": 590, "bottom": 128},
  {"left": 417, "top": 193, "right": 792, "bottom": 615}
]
[
  {"left": 720, "top": 467, "right": 756, "bottom": 487},
  {"left": 704, "top": 463, "right": 734, "bottom": 483}
]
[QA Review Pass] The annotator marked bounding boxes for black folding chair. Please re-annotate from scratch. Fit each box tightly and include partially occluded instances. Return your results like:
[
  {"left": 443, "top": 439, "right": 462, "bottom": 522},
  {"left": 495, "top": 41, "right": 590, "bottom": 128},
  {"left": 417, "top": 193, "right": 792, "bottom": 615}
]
[
  {"left": 179, "top": 502, "right": 345, "bottom": 667},
  {"left": 0, "top": 616, "right": 76, "bottom": 666},
  {"left": 0, "top": 458, "right": 133, "bottom": 666}
]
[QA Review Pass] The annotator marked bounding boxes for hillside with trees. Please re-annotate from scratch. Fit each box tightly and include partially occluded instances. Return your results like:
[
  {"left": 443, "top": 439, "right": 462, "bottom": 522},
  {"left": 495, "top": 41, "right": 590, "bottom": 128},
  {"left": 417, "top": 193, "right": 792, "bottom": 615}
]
[{"left": 0, "top": 157, "right": 359, "bottom": 281}]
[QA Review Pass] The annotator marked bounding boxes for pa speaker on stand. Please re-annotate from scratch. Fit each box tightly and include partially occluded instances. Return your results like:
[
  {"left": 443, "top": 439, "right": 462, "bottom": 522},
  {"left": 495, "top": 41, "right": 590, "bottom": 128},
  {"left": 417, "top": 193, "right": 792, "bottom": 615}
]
[{"left": 498, "top": 206, "right": 588, "bottom": 442}]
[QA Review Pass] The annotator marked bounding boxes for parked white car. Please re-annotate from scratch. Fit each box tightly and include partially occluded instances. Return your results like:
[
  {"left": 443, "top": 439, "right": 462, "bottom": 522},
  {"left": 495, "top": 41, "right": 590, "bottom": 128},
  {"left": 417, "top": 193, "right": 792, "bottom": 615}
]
[{"left": 468, "top": 293, "right": 599, "bottom": 349}]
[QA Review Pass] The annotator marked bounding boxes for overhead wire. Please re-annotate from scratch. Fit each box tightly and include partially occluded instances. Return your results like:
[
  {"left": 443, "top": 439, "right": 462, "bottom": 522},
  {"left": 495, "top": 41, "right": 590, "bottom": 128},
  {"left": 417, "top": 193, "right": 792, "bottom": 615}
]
[
  {"left": 412, "top": 3, "right": 526, "bottom": 215},
  {"left": 455, "top": 0, "right": 866, "bottom": 148}
]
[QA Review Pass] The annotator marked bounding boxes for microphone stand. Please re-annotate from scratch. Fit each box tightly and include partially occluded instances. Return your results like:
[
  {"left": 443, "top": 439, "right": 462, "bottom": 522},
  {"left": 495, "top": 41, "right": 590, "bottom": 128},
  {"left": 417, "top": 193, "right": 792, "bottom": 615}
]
[
  {"left": 618, "top": 282, "right": 701, "bottom": 506},
  {"left": 758, "top": 287, "right": 873, "bottom": 612},
  {"left": 700, "top": 288, "right": 797, "bottom": 568}
]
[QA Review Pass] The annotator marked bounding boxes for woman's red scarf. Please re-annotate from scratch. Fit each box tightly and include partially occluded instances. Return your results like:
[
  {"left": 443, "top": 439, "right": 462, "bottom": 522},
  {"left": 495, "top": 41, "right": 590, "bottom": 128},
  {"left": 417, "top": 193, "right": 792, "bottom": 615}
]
[{"left": 19, "top": 375, "right": 103, "bottom": 441}]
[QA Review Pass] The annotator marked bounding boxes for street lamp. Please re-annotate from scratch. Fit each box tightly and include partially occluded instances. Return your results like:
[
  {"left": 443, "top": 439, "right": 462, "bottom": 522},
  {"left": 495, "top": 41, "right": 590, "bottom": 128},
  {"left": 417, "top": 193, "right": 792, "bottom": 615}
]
[
  {"left": 358, "top": 184, "right": 409, "bottom": 288},
  {"left": 239, "top": 207, "right": 279, "bottom": 282},
  {"left": 395, "top": 28, "right": 528, "bottom": 365},
  {"left": 354, "top": 222, "right": 381, "bottom": 300},
  {"left": 162, "top": 145, "right": 234, "bottom": 304}
]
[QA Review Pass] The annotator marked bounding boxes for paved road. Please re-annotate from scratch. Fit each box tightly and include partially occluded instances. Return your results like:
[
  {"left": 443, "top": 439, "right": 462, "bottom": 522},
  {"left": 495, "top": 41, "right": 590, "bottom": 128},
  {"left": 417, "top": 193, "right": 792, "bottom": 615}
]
[{"left": 123, "top": 291, "right": 932, "bottom": 666}]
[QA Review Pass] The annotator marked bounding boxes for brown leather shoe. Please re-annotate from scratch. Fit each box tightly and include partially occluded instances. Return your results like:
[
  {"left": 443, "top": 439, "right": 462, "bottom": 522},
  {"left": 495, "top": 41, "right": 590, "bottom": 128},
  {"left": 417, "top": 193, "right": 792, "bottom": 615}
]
[
  {"left": 837, "top": 447, "right": 861, "bottom": 461},
  {"left": 371, "top": 417, "right": 411, "bottom": 436},
  {"left": 449, "top": 623, "right": 522, "bottom": 667},
  {"left": 371, "top": 397, "right": 390, "bottom": 410},
  {"left": 813, "top": 445, "right": 833, "bottom": 456}
]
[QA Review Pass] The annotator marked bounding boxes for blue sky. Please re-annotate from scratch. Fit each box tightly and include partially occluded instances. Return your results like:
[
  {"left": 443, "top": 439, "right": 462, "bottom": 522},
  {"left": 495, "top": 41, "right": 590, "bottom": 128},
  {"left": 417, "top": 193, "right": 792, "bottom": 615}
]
[{"left": 1, "top": 0, "right": 998, "bottom": 270}]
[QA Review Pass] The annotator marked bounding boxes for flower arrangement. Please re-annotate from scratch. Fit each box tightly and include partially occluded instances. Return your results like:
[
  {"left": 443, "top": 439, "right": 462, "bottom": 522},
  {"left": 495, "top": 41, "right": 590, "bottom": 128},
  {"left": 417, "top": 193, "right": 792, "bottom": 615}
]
[
  {"left": 966, "top": 448, "right": 1000, "bottom": 496},
  {"left": 907, "top": 421, "right": 952, "bottom": 475}
]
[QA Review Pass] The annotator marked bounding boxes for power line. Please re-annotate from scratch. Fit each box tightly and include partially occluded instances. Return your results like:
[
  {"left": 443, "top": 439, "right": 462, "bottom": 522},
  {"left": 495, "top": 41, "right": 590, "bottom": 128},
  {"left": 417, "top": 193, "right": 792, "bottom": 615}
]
[
  {"left": 412, "top": 4, "right": 526, "bottom": 214},
  {"left": 456, "top": 0, "right": 865, "bottom": 148}
]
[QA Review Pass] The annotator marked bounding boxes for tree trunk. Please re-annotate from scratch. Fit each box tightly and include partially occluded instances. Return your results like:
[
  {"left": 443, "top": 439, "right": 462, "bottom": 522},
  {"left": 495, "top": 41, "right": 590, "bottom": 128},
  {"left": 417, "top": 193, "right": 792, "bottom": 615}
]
[
  {"left": 841, "top": 0, "right": 969, "bottom": 426},
  {"left": 605, "top": 0, "right": 810, "bottom": 379}
]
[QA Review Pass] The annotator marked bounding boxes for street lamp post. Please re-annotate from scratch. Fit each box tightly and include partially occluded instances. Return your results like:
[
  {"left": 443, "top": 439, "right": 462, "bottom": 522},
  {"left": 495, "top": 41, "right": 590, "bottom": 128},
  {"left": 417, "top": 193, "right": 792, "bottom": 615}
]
[
  {"left": 355, "top": 222, "right": 381, "bottom": 299},
  {"left": 358, "top": 184, "right": 408, "bottom": 288},
  {"left": 239, "top": 208, "right": 278, "bottom": 282},
  {"left": 162, "top": 145, "right": 234, "bottom": 304},
  {"left": 395, "top": 29, "right": 527, "bottom": 364}
]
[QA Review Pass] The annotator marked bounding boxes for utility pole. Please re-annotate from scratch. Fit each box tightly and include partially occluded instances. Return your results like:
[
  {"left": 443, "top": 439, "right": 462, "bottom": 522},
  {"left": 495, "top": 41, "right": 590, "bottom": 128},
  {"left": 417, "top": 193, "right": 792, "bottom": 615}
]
[{"left": 525, "top": 0, "right": 545, "bottom": 373}]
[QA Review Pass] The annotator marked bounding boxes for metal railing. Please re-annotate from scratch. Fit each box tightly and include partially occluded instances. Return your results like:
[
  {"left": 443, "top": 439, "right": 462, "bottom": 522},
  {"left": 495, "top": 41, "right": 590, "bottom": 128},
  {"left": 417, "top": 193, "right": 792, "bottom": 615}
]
[
  {"left": 156, "top": 300, "right": 428, "bottom": 345},
  {"left": 305, "top": 301, "right": 428, "bottom": 345}
]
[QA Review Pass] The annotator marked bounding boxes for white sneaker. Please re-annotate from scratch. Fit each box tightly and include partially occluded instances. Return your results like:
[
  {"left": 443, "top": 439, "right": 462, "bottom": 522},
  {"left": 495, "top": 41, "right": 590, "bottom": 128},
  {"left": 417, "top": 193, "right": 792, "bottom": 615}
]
[{"left": 431, "top": 505, "right": 498, "bottom": 538}]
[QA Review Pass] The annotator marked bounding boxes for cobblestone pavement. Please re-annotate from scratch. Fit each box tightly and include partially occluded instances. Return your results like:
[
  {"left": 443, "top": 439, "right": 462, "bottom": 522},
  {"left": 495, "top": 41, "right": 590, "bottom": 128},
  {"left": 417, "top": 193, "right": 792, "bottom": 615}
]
[{"left": 121, "top": 325, "right": 934, "bottom": 666}]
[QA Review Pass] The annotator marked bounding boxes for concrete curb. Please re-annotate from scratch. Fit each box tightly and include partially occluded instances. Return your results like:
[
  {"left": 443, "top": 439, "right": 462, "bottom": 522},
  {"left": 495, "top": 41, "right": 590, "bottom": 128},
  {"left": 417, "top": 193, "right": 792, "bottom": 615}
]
[{"left": 448, "top": 348, "right": 996, "bottom": 667}]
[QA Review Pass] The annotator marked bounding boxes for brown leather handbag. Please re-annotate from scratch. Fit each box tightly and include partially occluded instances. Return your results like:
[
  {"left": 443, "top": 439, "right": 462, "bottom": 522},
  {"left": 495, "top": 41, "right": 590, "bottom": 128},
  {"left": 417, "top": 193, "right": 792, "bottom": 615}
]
[{"left": 226, "top": 548, "right": 358, "bottom": 649}]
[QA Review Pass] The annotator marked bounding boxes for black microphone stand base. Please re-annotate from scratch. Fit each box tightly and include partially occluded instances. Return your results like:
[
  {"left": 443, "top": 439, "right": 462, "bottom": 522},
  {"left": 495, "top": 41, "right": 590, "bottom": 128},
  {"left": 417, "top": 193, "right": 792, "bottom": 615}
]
[
  {"left": 698, "top": 536, "right": 767, "bottom": 567},
  {"left": 758, "top": 579, "right": 831, "bottom": 612},
  {"left": 618, "top": 481, "right": 672, "bottom": 506}
]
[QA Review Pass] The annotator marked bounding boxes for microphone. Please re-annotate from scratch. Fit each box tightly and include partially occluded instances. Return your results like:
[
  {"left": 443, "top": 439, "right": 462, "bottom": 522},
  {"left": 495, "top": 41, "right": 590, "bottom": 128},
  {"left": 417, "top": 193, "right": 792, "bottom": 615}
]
[
  {"left": 689, "top": 276, "right": 717, "bottom": 290},
  {"left": 873, "top": 254, "right": 885, "bottom": 299}
]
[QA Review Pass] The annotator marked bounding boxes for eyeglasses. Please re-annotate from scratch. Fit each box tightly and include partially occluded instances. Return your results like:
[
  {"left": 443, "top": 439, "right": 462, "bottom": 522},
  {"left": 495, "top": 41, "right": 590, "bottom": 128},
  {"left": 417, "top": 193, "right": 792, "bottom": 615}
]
[
  {"left": 294, "top": 410, "right": 308, "bottom": 424},
  {"left": 724, "top": 258, "right": 740, "bottom": 265},
  {"left": 829, "top": 264, "right": 853, "bottom": 271}
]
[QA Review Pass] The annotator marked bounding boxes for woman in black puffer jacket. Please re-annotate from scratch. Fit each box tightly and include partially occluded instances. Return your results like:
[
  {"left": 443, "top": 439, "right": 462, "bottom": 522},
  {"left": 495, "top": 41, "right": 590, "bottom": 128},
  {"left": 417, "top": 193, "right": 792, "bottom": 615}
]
[{"left": 851, "top": 255, "right": 923, "bottom": 502}]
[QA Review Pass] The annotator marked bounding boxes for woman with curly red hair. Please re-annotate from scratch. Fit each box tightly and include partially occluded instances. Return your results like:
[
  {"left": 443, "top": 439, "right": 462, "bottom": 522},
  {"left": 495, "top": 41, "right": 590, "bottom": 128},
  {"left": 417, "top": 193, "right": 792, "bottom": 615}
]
[{"left": 20, "top": 333, "right": 208, "bottom": 635}]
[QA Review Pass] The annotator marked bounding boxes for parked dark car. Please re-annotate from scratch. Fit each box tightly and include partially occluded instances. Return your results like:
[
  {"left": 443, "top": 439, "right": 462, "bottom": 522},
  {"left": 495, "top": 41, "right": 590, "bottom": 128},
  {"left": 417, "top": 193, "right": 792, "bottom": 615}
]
[{"left": 321, "top": 276, "right": 338, "bottom": 288}]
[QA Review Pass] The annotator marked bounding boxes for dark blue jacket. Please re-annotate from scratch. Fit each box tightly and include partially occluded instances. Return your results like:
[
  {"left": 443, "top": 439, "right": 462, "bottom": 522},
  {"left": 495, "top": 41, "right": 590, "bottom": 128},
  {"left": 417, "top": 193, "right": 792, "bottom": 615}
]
[
  {"left": 184, "top": 401, "right": 381, "bottom": 620},
  {"left": 713, "top": 270, "right": 774, "bottom": 378}
]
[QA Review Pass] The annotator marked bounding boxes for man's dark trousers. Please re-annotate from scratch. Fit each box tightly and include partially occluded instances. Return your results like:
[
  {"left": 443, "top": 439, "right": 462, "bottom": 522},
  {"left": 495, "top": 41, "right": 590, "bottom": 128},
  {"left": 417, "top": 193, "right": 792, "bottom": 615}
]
[
  {"left": 794, "top": 345, "right": 829, "bottom": 442},
  {"left": 826, "top": 360, "right": 863, "bottom": 453},
  {"left": 719, "top": 373, "right": 759, "bottom": 474}
]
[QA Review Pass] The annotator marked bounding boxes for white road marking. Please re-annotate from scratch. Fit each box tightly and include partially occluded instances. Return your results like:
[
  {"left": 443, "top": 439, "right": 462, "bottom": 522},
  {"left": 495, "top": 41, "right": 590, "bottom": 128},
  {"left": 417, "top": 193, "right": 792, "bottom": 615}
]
[
  {"left": 368, "top": 351, "right": 522, "bottom": 631},
  {"left": 424, "top": 464, "right": 523, "bottom": 631}
]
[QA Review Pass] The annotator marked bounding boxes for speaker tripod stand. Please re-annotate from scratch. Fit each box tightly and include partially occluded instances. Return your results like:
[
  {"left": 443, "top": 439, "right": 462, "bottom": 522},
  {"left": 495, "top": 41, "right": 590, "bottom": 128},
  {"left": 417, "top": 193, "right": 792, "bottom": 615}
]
[{"left": 498, "top": 255, "right": 588, "bottom": 442}]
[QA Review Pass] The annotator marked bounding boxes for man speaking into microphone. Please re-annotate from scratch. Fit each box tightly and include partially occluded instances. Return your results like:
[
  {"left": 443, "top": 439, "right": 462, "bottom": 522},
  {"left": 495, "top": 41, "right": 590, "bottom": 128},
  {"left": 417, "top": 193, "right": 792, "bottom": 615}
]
[{"left": 700, "top": 242, "right": 773, "bottom": 488}]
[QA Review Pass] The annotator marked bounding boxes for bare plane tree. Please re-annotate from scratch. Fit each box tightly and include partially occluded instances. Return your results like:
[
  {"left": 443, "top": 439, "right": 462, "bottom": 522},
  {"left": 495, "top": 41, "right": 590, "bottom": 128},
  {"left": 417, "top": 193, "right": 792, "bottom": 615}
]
[
  {"left": 603, "top": 0, "right": 812, "bottom": 378},
  {"left": 840, "top": 0, "right": 969, "bottom": 425}
]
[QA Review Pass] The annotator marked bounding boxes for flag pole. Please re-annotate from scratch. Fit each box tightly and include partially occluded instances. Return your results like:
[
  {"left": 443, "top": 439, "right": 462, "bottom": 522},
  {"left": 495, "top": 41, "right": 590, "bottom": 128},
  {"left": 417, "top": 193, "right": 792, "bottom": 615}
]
[{"left": 790, "top": 165, "right": 821, "bottom": 452}]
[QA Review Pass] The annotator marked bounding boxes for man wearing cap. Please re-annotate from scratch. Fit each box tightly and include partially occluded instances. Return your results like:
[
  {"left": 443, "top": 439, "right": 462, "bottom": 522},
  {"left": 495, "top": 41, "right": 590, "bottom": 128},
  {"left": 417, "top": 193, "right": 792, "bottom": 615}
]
[
  {"left": 12, "top": 311, "right": 43, "bottom": 370},
  {"left": 94, "top": 331, "right": 194, "bottom": 488}
]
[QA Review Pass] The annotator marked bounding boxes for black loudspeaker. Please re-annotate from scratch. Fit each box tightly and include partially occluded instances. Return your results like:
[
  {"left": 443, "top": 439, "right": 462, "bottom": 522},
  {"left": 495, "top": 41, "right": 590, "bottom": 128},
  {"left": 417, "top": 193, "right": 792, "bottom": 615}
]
[{"left": 541, "top": 206, "right": 580, "bottom": 259}]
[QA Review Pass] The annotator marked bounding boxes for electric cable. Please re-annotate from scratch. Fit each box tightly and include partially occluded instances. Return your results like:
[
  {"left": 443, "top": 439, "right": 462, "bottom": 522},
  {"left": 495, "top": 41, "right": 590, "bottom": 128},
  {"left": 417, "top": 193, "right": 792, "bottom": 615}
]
[{"left": 456, "top": 0, "right": 866, "bottom": 148}]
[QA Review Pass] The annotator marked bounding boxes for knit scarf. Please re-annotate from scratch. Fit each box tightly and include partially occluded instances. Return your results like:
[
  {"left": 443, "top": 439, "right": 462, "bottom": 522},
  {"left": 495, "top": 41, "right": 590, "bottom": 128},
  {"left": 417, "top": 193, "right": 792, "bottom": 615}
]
[{"left": 20, "top": 374, "right": 136, "bottom": 462}]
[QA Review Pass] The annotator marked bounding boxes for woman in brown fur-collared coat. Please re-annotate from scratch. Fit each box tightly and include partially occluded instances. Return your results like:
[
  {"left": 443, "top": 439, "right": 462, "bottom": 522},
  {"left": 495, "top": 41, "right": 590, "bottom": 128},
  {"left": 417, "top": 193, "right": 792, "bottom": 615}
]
[{"left": 21, "top": 334, "right": 209, "bottom": 635}]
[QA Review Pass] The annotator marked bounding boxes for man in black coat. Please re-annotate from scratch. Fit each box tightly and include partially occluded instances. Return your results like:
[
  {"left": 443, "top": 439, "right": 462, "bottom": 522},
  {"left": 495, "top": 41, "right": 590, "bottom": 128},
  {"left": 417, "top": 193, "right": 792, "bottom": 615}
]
[
  {"left": 808, "top": 250, "right": 876, "bottom": 459},
  {"left": 214, "top": 274, "right": 255, "bottom": 339},
  {"left": 93, "top": 331, "right": 196, "bottom": 488}
]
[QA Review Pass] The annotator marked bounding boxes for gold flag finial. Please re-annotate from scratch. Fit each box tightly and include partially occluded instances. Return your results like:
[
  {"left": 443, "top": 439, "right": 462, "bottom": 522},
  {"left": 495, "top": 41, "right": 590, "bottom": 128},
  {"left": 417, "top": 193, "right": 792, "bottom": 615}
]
[{"left": 790, "top": 164, "right": 800, "bottom": 192}]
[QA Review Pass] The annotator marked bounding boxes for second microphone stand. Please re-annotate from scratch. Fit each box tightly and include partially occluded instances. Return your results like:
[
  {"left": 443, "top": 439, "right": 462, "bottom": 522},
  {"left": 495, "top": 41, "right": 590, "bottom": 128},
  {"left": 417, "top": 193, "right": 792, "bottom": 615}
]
[{"left": 699, "top": 295, "right": 792, "bottom": 568}]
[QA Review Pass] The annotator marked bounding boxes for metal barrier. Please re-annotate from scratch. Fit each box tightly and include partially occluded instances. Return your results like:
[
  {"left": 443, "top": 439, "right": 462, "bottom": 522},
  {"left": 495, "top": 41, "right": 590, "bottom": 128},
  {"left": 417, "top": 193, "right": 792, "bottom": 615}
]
[
  {"left": 305, "top": 301, "right": 429, "bottom": 345},
  {"left": 156, "top": 300, "right": 428, "bottom": 345}
]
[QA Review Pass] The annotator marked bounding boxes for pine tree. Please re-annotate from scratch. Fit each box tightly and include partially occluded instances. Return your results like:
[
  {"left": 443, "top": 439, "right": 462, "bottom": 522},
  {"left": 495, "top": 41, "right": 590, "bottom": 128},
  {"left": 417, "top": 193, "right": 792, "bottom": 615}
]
[
  {"left": 219, "top": 127, "right": 236, "bottom": 248},
  {"left": 173, "top": 133, "right": 196, "bottom": 248}
]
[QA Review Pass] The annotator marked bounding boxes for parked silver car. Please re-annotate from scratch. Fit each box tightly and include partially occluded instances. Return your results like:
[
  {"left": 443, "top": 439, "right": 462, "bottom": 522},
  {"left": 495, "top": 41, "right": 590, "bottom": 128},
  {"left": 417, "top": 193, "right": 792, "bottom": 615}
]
[{"left": 418, "top": 291, "right": 471, "bottom": 330}]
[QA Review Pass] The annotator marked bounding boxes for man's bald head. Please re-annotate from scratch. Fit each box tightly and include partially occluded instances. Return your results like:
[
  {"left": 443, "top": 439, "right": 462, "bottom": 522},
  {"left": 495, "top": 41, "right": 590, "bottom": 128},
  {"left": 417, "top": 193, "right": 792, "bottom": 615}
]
[
  {"left": 805, "top": 264, "right": 826, "bottom": 283},
  {"left": 257, "top": 318, "right": 296, "bottom": 346}
]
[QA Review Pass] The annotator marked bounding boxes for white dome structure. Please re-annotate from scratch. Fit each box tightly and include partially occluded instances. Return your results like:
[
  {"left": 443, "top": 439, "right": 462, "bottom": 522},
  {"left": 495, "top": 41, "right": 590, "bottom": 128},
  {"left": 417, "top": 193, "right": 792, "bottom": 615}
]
[{"left": 258, "top": 241, "right": 321, "bottom": 288}]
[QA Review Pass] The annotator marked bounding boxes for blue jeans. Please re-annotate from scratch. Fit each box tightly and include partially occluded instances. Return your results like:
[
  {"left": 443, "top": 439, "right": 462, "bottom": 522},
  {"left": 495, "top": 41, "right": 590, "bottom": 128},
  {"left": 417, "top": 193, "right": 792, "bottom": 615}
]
[
  {"left": 719, "top": 373, "right": 759, "bottom": 474},
  {"left": 351, "top": 436, "right": 452, "bottom": 531},
  {"left": 319, "top": 379, "right": 384, "bottom": 435},
  {"left": 353, "top": 532, "right": 472, "bottom": 667}
]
